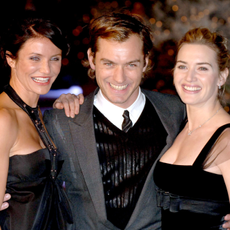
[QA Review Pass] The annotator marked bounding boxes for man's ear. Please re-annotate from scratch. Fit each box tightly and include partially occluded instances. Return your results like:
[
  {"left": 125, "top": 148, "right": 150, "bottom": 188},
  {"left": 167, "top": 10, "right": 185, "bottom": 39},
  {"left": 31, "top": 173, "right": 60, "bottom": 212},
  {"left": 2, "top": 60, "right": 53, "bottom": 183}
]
[
  {"left": 143, "top": 55, "right": 149, "bottom": 72},
  {"left": 218, "top": 68, "right": 229, "bottom": 87},
  {"left": 87, "top": 48, "right": 95, "bottom": 70},
  {"left": 5, "top": 51, "right": 16, "bottom": 68}
]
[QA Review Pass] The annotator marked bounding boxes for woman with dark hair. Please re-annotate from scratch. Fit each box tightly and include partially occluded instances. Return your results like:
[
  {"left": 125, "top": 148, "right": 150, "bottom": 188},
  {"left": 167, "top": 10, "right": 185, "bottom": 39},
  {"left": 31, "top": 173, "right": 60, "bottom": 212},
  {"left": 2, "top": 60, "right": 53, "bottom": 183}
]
[
  {"left": 0, "top": 14, "right": 73, "bottom": 229},
  {"left": 154, "top": 28, "right": 230, "bottom": 229}
]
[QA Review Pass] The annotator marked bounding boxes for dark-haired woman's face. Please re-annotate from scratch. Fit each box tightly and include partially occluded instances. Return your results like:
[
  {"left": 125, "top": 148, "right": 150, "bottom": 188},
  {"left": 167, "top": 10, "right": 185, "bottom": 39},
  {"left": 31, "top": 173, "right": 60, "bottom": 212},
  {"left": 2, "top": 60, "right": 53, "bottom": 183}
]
[{"left": 8, "top": 37, "right": 62, "bottom": 97}]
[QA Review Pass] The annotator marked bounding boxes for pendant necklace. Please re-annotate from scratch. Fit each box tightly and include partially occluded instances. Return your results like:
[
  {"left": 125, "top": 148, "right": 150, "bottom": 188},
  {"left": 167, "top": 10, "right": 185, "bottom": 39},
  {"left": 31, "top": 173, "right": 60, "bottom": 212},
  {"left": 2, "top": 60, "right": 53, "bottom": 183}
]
[{"left": 188, "top": 107, "right": 221, "bottom": 136}]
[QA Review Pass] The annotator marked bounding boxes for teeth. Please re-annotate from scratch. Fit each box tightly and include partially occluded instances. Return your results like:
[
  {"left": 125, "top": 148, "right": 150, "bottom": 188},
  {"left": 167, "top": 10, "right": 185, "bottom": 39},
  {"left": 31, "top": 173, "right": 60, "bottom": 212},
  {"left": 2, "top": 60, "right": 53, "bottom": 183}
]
[
  {"left": 32, "top": 77, "right": 49, "bottom": 83},
  {"left": 184, "top": 85, "right": 201, "bottom": 91},
  {"left": 110, "top": 83, "right": 128, "bottom": 90}
]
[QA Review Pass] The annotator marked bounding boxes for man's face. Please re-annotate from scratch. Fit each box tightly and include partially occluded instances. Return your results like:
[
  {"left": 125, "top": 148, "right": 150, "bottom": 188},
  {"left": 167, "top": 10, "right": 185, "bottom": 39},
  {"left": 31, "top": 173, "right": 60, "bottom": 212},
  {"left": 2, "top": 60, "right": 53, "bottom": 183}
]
[{"left": 88, "top": 35, "right": 149, "bottom": 108}]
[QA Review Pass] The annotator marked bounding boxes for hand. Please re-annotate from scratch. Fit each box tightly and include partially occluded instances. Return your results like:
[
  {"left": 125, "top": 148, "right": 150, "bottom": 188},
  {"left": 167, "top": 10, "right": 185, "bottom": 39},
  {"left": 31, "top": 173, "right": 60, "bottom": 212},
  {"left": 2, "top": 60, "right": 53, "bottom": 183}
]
[
  {"left": 53, "top": 93, "right": 84, "bottom": 118},
  {"left": 0, "top": 193, "right": 11, "bottom": 211},
  {"left": 223, "top": 214, "right": 230, "bottom": 229}
]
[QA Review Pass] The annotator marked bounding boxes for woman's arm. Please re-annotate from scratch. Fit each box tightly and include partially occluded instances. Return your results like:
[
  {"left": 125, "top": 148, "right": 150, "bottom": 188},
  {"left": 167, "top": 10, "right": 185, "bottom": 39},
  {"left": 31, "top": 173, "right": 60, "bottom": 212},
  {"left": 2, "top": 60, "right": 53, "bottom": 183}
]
[
  {"left": 0, "top": 109, "right": 17, "bottom": 207},
  {"left": 0, "top": 194, "right": 11, "bottom": 210},
  {"left": 220, "top": 159, "right": 230, "bottom": 230},
  {"left": 217, "top": 133, "right": 230, "bottom": 230}
]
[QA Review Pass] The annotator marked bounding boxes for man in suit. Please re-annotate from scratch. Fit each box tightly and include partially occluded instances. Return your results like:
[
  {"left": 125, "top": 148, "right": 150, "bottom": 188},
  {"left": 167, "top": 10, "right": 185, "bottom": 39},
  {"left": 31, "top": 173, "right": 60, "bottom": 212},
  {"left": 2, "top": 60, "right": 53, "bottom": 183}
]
[
  {"left": 44, "top": 12, "right": 186, "bottom": 229},
  {"left": 1, "top": 12, "right": 230, "bottom": 229}
]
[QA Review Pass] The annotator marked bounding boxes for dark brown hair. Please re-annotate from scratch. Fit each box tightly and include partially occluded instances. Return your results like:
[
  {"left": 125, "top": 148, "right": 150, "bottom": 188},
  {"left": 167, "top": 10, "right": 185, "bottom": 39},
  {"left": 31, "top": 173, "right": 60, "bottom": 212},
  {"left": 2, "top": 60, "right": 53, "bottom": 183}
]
[{"left": 1, "top": 12, "right": 69, "bottom": 64}]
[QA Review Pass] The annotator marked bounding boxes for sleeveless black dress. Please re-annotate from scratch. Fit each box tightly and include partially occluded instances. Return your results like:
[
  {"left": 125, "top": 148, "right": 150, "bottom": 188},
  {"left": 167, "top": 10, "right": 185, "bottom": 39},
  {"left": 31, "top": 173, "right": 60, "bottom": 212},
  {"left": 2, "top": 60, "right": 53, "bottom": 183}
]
[
  {"left": 0, "top": 85, "right": 73, "bottom": 230},
  {"left": 154, "top": 124, "right": 230, "bottom": 230}
]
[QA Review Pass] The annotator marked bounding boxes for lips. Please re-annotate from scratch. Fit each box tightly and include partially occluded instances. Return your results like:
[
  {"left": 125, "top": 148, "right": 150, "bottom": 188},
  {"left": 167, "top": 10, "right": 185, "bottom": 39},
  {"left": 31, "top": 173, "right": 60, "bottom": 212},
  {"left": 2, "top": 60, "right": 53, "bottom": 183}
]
[
  {"left": 110, "top": 83, "right": 128, "bottom": 90},
  {"left": 32, "top": 77, "right": 50, "bottom": 83}
]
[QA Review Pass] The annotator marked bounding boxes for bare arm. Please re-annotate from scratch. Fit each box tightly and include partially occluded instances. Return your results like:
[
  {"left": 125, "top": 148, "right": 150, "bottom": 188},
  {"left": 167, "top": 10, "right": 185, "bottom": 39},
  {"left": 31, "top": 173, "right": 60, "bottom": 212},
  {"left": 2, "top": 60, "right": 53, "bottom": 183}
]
[
  {"left": 53, "top": 93, "right": 84, "bottom": 118},
  {"left": 219, "top": 160, "right": 230, "bottom": 229},
  {"left": 218, "top": 140, "right": 230, "bottom": 230},
  {"left": 0, "top": 109, "right": 17, "bottom": 208}
]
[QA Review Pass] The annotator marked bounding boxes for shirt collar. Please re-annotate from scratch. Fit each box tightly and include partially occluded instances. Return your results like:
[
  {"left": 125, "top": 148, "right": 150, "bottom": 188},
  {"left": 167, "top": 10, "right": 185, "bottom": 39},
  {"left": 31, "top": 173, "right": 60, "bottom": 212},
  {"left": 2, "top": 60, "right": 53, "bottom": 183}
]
[{"left": 94, "top": 87, "right": 146, "bottom": 130}]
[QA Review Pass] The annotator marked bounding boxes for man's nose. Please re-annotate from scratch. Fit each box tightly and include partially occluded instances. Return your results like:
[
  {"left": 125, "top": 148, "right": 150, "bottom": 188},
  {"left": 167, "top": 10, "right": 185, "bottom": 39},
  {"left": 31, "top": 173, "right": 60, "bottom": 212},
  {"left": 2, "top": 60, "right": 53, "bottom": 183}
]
[{"left": 113, "top": 66, "right": 125, "bottom": 83}]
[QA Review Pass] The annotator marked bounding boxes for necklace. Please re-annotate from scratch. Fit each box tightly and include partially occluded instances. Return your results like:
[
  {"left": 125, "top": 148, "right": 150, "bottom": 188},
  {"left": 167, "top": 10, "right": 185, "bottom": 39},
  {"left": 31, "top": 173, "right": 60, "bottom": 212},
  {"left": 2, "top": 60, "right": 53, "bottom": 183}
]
[{"left": 188, "top": 107, "right": 221, "bottom": 136}]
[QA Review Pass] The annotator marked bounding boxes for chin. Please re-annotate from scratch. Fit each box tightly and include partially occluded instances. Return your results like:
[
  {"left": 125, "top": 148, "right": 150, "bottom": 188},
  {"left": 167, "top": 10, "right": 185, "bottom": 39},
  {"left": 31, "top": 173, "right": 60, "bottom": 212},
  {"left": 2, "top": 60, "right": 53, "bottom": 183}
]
[{"left": 37, "top": 89, "right": 51, "bottom": 95}]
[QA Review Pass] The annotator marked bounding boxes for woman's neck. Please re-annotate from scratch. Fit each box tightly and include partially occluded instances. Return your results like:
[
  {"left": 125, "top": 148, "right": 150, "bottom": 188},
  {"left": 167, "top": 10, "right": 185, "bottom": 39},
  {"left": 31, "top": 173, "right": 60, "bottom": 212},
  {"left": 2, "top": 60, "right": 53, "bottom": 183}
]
[
  {"left": 186, "top": 102, "right": 222, "bottom": 134},
  {"left": 9, "top": 82, "right": 39, "bottom": 108}
]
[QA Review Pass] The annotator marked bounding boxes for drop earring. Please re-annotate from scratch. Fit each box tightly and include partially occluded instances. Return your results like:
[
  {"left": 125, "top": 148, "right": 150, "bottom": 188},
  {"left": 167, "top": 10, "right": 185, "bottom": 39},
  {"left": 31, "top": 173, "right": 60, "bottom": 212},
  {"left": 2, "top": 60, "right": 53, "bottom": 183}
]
[{"left": 219, "top": 84, "right": 221, "bottom": 89}]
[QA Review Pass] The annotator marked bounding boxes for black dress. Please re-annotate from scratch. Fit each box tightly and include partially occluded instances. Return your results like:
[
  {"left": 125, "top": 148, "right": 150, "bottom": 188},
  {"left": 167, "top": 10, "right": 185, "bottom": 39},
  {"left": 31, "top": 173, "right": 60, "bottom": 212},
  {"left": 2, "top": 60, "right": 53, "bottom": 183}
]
[
  {"left": 154, "top": 124, "right": 230, "bottom": 230},
  {"left": 0, "top": 85, "right": 73, "bottom": 230}
]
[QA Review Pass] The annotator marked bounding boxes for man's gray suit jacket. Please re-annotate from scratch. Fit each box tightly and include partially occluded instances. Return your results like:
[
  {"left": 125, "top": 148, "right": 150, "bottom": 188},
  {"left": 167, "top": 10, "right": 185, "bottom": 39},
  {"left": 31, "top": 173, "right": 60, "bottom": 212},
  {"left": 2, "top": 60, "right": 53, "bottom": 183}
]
[{"left": 43, "top": 88, "right": 186, "bottom": 230}]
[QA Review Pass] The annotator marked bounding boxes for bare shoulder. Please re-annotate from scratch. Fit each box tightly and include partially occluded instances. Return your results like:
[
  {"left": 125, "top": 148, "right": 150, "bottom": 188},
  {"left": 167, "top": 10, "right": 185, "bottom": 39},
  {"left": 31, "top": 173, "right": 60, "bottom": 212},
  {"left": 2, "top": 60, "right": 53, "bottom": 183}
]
[
  {"left": 210, "top": 125, "right": 230, "bottom": 168},
  {"left": 0, "top": 107, "right": 18, "bottom": 152},
  {"left": 0, "top": 93, "right": 18, "bottom": 127},
  {"left": 0, "top": 106, "right": 17, "bottom": 126},
  {"left": 217, "top": 120, "right": 230, "bottom": 137}
]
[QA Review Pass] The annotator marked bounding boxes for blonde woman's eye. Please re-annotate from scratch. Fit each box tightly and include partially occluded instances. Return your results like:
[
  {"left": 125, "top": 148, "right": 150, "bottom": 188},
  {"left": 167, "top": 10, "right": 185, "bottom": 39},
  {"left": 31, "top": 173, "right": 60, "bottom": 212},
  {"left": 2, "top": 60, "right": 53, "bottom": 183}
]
[
  {"left": 199, "top": 67, "right": 208, "bottom": 71},
  {"left": 178, "top": 65, "right": 186, "bottom": 69}
]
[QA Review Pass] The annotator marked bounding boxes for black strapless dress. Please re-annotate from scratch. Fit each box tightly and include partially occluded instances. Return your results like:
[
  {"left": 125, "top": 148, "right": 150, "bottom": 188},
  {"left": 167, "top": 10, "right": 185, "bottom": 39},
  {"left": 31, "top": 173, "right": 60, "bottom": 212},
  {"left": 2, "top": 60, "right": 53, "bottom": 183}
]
[
  {"left": 154, "top": 124, "right": 230, "bottom": 230},
  {"left": 0, "top": 85, "right": 73, "bottom": 230}
]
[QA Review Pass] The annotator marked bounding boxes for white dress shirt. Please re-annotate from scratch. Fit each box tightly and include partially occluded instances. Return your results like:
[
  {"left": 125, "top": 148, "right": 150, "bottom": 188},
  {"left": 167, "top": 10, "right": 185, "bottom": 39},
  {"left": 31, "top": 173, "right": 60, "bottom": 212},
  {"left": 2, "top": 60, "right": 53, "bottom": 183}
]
[{"left": 94, "top": 87, "right": 146, "bottom": 130}]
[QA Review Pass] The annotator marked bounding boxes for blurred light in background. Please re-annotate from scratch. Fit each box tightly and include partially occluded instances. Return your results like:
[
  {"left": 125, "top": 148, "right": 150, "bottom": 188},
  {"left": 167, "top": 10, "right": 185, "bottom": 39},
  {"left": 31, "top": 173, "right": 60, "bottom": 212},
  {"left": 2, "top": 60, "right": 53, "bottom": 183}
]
[
  {"left": 40, "top": 85, "right": 83, "bottom": 99},
  {"left": 39, "top": 85, "right": 83, "bottom": 113}
]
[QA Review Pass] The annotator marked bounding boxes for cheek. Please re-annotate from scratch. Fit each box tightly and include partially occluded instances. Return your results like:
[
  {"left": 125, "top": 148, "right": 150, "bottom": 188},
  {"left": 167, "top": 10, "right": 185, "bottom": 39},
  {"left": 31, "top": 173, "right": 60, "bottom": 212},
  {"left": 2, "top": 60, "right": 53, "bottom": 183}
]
[
  {"left": 16, "top": 62, "right": 34, "bottom": 75},
  {"left": 173, "top": 72, "right": 182, "bottom": 83},
  {"left": 201, "top": 75, "right": 217, "bottom": 87},
  {"left": 95, "top": 67, "right": 109, "bottom": 79},
  {"left": 53, "top": 63, "right": 62, "bottom": 75},
  {"left": 173, "top": 76, "right": 182, "bottom": 91}
]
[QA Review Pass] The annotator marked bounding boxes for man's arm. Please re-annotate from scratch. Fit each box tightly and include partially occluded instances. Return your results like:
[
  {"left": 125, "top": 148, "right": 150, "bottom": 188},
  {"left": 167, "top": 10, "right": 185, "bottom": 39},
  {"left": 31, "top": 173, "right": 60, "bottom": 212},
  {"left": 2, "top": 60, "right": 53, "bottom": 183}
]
[{"left": 53, "top": 93, "right": 84, "bottom": 118}]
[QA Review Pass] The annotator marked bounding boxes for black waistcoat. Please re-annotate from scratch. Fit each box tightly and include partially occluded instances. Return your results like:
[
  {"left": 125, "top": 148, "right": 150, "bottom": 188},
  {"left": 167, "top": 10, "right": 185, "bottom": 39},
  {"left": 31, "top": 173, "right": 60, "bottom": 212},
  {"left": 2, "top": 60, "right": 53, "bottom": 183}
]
[{"left": 93, "top": 98, "right": 167, "bottom": 229}]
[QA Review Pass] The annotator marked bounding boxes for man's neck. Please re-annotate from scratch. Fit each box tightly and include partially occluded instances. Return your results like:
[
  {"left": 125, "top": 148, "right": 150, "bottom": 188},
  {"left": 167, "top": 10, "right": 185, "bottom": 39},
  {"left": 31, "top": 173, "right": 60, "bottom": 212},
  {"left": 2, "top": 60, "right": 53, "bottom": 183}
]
[{"left": 94, "top": 88, "right": 146, "bottom": 130}]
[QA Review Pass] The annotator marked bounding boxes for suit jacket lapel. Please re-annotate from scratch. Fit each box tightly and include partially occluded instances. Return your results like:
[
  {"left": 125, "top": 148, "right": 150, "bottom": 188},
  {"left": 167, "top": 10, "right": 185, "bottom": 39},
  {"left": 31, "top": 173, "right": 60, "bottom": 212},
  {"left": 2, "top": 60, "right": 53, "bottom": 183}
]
[
  {"left": 144, "top": 90, "right": 179, "bottom": 144},
  {"left": 68, "top": 90, "right": 108, "bottom": 222}
]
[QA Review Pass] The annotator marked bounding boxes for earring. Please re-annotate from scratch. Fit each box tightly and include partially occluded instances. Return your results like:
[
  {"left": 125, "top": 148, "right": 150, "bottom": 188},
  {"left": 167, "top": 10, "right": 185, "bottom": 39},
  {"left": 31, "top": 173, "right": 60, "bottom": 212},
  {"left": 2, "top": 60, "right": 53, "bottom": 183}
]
[{"left": 219, "top": 84, "right": 221, "bottom": 89}]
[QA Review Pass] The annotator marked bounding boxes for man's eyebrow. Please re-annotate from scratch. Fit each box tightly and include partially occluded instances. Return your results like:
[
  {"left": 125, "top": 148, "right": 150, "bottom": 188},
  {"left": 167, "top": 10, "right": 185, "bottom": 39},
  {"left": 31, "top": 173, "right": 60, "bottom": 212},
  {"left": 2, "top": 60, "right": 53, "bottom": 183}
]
[
  {"left": 100, "top": 58, "right": 114, "bottom": 63},
  {"left": 127, "top": 59, "right": 141, "bottom": 64},
  {"left": 100, "top": 58, "right": 141, "bottom": 64}
]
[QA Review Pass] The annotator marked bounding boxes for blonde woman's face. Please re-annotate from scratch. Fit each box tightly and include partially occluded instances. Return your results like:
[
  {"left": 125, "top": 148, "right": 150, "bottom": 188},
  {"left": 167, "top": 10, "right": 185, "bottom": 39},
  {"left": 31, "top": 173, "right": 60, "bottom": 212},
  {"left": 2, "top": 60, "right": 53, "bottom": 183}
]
[{"left": 173, "top": 44, "right": 221, "bottom": 107}]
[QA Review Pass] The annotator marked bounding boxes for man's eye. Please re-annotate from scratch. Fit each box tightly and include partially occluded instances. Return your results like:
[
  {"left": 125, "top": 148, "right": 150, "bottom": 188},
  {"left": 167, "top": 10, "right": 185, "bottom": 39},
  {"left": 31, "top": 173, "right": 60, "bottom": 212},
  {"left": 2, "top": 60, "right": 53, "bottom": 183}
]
[
  {"left": 128, "top": 64, "right": 136, "bottom": 67},
  {"left": 104, "top": 63, "right": 112, "bottom": 66}
]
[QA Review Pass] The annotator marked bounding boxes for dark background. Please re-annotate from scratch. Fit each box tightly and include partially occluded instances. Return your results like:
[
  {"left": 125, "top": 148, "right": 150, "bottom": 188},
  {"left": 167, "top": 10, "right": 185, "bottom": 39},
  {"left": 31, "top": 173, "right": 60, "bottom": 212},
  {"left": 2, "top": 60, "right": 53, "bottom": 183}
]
[{"left": 1, "top": 0, "right": 230, "bottom": 110}]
